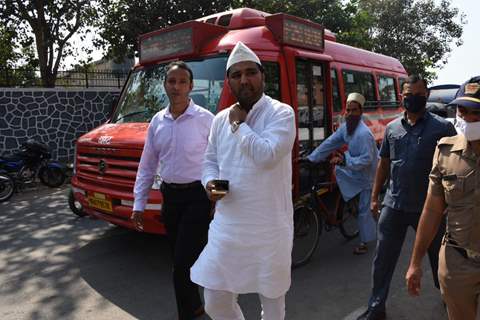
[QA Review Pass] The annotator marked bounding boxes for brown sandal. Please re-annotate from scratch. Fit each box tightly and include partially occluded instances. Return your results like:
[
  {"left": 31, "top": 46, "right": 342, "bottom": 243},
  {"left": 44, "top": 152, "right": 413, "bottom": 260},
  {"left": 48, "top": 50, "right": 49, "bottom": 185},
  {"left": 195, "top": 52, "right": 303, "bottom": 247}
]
[{"left": 353, "top": 243, "right": 368, "bottom": 255}]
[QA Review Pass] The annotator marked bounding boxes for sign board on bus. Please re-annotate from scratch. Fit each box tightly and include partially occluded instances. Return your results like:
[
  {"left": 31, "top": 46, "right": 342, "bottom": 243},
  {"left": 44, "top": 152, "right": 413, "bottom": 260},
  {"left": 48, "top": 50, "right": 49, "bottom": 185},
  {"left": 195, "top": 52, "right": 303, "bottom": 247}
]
[
  {"left": 140, "top": 28, "right": 193, "bottom": 64},
  {"left": 139, "top": 21, "right": 228, "bottom": 64},
  {"left": 266, "top": 14, "right": 325, "bottom": 52}
]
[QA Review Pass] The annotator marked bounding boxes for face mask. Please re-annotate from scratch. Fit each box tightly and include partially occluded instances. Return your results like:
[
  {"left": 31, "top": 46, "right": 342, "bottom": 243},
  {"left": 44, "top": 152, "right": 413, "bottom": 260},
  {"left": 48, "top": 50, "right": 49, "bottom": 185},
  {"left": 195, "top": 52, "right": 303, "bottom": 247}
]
[
  {"left": 455, "top": 114, "right": 466, "bottom": 134},
  {"left": 346, "top": 114, "right": 361, "bottom": 135},
  {"left": 403, "top": 95, "right": 427, "bottom": 113},
  {"left": 463, "top": 120, "right": 480, "bottom": 141}
]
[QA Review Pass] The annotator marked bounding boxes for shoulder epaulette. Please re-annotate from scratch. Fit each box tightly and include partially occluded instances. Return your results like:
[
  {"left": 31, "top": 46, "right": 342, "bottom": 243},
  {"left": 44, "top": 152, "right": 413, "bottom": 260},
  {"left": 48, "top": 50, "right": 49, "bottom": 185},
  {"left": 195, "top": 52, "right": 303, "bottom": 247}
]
[{"left": 438, "top": 135, "right": 458, "bottom": 146}]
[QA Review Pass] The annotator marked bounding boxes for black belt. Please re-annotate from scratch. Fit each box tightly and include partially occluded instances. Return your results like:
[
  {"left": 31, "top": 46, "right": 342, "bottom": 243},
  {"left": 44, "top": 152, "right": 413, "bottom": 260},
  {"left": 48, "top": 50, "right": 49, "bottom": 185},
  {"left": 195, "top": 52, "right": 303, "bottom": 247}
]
[{"left": 162, "top": 181, "right": 202, "bottom": 190}]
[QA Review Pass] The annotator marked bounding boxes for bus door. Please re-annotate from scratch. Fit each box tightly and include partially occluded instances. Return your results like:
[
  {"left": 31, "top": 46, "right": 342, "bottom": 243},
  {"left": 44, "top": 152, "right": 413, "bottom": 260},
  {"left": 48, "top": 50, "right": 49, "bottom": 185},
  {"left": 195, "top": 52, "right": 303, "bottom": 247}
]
[{"left": 295, "top": 59, "right": 331, "bottom": 194}]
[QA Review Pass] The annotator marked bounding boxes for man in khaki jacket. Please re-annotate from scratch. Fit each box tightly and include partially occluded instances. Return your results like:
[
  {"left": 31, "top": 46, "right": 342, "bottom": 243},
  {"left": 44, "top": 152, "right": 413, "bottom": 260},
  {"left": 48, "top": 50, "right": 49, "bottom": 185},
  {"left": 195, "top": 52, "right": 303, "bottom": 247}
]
[{"left": 406, "top": 75, "right": 480, "bottom": 320}]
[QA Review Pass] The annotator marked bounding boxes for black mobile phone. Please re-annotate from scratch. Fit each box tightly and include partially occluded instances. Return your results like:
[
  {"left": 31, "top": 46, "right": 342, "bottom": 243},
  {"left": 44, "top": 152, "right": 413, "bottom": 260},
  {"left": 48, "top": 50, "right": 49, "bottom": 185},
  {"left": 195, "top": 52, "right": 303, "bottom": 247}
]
[{"left": 211, "top": 179, "right": 229, "bottom": 195}]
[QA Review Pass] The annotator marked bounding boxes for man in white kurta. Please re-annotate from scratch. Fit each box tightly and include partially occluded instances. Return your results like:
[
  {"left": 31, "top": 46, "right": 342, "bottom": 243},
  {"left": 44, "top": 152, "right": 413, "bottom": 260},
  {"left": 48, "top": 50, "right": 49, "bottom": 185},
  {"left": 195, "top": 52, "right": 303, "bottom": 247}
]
[{"left": 190, "top": 42, "right": 296, "bottom": 320}]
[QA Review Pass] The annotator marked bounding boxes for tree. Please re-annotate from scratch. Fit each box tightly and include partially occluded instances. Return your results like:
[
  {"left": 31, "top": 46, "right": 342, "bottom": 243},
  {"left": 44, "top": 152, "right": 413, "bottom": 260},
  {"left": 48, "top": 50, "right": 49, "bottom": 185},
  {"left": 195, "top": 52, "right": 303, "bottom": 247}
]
[
  {"left": 95, "top": 0, "right": 232, "bottom": 62},
  {"left": 1, "top": 1, "right": 98, "bottom": 87},
  {"left": 353, "top": 0, "right": 465, "bottom": 81},
  {"left": 0, "top": 25, "right": 39, "bottom": 86}
]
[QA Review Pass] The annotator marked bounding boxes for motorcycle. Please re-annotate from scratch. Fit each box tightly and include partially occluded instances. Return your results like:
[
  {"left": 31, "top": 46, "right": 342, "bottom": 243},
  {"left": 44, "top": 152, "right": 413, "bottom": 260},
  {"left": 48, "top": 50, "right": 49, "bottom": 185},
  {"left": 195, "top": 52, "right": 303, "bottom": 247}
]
[{"left": 0, "top": 140, "right": 66, "bottom": 201}]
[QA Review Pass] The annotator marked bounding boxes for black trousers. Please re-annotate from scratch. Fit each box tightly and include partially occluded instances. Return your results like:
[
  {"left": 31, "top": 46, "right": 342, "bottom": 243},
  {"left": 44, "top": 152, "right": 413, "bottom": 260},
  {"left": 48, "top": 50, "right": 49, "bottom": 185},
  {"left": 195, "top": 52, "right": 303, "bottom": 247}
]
[{"left": 160, "top": 182, "right": 211, "bottom": 320}]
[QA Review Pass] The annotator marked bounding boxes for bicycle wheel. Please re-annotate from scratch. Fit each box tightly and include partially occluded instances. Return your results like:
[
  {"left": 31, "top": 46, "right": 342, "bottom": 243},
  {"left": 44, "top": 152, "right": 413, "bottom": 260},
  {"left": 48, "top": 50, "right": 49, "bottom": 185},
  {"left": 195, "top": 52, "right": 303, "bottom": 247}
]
[
  {"left": 338, "top": 197, "right": 359, "bottom": 240},
  {"left": 292, "top": 204, "right": 321, "bottom": 269}
]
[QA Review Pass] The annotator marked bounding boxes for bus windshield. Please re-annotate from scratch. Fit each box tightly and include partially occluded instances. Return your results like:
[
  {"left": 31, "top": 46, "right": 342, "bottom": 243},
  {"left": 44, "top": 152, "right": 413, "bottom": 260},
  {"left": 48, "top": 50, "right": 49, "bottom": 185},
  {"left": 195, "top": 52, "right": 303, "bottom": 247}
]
[{"left": 112, "top": 56, "right": 227, "bottom": 123}]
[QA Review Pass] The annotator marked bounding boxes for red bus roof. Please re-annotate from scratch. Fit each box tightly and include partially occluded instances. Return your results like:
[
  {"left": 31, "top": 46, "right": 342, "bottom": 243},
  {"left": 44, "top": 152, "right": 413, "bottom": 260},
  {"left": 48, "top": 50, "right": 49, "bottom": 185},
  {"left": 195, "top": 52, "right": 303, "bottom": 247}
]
[{"left": 137, "top": 7, "right": 406, "bottom": 75}]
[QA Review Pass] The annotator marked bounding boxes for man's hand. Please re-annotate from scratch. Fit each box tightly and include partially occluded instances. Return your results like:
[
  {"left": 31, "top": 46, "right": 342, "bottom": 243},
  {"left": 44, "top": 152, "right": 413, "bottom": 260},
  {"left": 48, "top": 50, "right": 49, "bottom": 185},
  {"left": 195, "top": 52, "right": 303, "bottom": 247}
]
[
  {"left": 131, "top": 211, "right": 144, "bottom": 231},
  {"left": 229, "top": 103, "right": 248, "bottom": 125},
  {"left": 406, "top": 263, "right": 423, "bottom": 296},
  {"left": 330, "top": 155, "right": 344, "bottom": 166},
  {"left": 370, "top": 196, "right": 381, "bottom": 220},
  {"left": 205, "top": 180, "right": 227, "bottom": 201},
  {"left": 329, "top": 150, "right": 345, "bottom": 166}
]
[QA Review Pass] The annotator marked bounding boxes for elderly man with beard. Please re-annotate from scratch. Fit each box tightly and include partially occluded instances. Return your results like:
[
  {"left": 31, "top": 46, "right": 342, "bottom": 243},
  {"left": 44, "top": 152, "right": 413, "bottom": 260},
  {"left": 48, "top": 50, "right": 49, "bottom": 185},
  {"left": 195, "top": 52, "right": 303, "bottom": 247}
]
[
  {"left": 190, "top": 42, "right": 296, "bottom": 320},
  {"left": 306, "top": 92, "right": 378, "bottom": 255},
  {"left": 356, "top": 75, "right": 457, "bottom": 320}
]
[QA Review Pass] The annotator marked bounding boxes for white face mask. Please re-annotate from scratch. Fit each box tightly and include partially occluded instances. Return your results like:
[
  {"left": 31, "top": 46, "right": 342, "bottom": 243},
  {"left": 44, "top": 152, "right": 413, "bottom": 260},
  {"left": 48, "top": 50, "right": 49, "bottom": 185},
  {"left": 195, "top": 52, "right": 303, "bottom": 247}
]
[
  {"left": 455, "top": 114, "right": 466, "bottom": 134},
  {"left": 463, "top": 120, "right": 480, "bottom": 141}
]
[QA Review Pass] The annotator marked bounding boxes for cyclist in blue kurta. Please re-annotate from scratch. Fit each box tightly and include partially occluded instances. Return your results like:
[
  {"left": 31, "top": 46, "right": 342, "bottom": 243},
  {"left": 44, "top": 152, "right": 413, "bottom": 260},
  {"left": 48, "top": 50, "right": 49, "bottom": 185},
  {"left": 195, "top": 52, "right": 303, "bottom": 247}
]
[{"left": 307, "top": 93, "right": 378, "bottom": 254}]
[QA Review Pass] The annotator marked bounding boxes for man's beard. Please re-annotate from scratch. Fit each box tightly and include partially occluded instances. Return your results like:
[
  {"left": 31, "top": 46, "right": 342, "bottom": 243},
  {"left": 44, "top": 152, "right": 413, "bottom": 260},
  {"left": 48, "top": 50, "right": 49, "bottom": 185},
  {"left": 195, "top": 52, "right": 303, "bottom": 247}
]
[
  {"left": 236, "top": 86, "right": 261, "bottom": 111},
  {"left": 346, "top": 115, "right": 361, "bottom": 135}
]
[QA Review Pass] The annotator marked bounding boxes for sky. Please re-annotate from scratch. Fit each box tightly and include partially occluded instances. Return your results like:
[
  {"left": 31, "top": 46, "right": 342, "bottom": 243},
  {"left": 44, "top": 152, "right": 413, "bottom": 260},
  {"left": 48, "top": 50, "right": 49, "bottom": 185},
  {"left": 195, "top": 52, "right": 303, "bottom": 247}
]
[{"left": 432, "top": 0, "right": 480, "bottom": 85}]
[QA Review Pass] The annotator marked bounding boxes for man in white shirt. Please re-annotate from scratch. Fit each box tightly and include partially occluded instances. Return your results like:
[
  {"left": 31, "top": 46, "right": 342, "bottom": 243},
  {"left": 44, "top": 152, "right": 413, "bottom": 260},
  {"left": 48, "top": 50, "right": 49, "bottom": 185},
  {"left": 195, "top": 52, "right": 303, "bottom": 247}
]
[
  {"left": 190, "top": 42, "right": 296, "bottom": 320},
  {"left": 132, "top": 61, "right": 214, "bottom": 320}
]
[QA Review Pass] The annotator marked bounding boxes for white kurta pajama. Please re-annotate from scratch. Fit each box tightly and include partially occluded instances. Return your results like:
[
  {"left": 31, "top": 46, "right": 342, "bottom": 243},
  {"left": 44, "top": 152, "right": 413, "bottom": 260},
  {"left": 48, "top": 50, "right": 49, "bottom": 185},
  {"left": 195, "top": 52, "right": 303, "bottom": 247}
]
[{"left": 191, "top": 94, "right": 296, "bottom": 299}]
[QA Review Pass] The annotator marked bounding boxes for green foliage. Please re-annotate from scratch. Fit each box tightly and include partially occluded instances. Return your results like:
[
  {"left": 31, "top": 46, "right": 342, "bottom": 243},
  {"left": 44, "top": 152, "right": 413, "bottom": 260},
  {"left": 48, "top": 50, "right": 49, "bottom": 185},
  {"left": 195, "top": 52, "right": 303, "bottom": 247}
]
[
  {"left": 352, "top": 0, "right": 465, "bottom": 82},
  {"left": 1, "top": 1, "right": 99, "bottom": 87}
]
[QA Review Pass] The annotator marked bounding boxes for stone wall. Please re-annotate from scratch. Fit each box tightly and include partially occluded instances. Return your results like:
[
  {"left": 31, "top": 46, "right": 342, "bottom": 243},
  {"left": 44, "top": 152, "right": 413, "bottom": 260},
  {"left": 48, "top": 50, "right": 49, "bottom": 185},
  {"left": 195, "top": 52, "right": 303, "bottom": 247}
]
[{"left": 0, "top": 88, "right": 120, "bottom": 162}]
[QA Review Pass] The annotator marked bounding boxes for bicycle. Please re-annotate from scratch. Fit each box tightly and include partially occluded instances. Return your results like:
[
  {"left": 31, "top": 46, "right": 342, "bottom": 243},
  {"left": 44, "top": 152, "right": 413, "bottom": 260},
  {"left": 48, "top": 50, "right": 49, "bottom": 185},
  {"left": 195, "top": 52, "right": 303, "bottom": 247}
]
[{"left": 292, "top": 178, "right": 359, "bottom": 269}]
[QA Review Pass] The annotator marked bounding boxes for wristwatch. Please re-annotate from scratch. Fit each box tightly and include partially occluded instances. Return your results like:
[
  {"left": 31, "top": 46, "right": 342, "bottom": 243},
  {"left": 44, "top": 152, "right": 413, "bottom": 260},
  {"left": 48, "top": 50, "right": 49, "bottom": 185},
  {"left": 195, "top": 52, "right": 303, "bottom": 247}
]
[{"left": 231, "top": 120, "right": 243, "bottom": 133}]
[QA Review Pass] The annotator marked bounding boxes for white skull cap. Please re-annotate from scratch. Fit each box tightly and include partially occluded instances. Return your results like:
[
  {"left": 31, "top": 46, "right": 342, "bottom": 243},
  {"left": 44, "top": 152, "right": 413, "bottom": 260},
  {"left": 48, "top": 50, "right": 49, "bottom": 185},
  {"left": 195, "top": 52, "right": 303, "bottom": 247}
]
[
  {"left": 347, "top": 92, "right": 366, "bottom": 108},
  {"left": 226, "top": 41, "right": 261, "bottom": 71}
]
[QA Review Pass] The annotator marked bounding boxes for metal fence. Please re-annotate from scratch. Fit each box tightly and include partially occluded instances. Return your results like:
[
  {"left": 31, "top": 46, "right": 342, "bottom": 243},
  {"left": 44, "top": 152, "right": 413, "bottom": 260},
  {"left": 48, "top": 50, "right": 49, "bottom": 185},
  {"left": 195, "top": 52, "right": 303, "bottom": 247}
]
[{"left": 0, "top": 68, "right": 129, "bottom": 88}]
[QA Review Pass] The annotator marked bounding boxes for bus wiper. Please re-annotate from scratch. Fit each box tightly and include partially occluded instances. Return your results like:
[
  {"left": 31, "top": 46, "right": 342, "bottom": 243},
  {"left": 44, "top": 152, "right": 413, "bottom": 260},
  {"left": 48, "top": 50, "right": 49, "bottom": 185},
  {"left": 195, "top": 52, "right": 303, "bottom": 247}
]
[{"left": 115, "top": 110, "right": 147, "bottom": 122}]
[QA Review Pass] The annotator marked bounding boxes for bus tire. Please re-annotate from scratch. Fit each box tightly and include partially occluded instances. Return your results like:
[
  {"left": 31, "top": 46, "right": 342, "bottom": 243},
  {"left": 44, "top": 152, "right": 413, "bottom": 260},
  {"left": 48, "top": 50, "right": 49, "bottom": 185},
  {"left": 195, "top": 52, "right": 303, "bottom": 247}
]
[{"left": 68, "top": 189, "right": 87, "bottom": 217}]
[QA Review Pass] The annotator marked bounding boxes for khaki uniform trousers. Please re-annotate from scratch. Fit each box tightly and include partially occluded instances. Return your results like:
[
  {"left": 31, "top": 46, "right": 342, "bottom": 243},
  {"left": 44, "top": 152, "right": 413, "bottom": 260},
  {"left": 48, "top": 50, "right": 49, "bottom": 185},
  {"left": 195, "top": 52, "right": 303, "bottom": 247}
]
[{"left": 439, "top": 244, "right": 480, "bottom": 320}]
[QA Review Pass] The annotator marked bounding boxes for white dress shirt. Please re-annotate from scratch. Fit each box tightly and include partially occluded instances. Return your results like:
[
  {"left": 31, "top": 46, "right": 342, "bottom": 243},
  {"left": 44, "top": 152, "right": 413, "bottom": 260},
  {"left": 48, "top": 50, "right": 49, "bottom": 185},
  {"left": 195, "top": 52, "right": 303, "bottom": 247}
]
[{"left": 133, "top": 99, "right": 214, "bottom": 212}]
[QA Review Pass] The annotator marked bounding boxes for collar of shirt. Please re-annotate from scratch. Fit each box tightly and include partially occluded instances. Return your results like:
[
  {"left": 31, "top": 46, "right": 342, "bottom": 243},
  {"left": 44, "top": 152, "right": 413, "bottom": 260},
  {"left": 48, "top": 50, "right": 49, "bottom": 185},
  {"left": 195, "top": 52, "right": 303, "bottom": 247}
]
[
  {"left": 164, "top": 98, "right": 196, "bottom": 120},
  {"left": 401, "top": 110, "right": 430, "bottom": 129},
  {"left": 245, "top": 94, "right": 266, "bottom": 123}
]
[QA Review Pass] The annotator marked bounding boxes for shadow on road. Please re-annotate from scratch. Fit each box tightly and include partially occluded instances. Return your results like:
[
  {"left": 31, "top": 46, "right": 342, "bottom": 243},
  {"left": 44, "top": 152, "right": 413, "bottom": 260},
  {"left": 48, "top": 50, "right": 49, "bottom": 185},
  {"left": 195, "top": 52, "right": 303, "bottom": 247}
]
[
  {"left": 0, "top": 186, "right": 448, "bottom": 320},
  {"left": 74, "top": 230, "right": 177, "bottom": 320}
]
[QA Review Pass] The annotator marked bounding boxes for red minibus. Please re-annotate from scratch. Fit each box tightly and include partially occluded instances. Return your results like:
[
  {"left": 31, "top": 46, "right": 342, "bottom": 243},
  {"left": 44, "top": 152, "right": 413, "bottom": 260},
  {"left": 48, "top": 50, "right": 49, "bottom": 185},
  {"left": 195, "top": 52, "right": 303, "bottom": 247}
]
[{"left": 70, "top": 8, "right": 407, "bottom": 234}]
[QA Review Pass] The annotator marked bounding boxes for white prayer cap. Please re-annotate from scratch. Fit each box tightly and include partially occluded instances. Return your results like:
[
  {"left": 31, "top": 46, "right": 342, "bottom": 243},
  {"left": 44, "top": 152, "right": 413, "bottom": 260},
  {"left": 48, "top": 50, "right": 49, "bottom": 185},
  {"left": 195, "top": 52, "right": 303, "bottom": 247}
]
[
  {"left": 226, "top": 42, "right": 261, "bottom": 72},
  {"left": 347, "top": 92, "right": 366, "bottom": 108}
]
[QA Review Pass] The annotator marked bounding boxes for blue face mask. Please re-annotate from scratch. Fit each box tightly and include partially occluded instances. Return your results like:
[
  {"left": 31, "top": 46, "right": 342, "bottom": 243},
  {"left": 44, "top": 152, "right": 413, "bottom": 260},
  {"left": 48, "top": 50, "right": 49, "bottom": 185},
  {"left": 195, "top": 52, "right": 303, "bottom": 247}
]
[{"left": 403, "top": 95, "right": 427, "bottom": 113}]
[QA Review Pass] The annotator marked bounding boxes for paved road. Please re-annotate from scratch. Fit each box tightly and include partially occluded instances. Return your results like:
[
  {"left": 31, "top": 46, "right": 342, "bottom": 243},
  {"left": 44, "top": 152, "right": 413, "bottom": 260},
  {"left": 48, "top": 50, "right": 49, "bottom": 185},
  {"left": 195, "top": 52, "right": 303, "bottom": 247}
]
[{"left": 0, "top": 185, "right": 448, "bottom": 320}]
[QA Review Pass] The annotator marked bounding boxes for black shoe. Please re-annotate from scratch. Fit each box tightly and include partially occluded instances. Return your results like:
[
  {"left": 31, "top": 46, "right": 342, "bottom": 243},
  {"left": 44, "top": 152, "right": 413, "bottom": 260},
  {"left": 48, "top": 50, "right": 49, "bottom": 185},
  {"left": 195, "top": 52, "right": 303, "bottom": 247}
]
[{"left": 356, "top": 308, "right": 386, "bottom": 320}]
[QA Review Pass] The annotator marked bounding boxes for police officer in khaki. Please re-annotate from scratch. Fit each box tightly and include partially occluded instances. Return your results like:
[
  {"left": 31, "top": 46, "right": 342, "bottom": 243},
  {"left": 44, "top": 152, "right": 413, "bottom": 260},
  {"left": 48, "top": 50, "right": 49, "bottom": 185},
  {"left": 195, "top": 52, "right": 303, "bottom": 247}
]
[{"left": 406, "top": 75, "right": 480, "bottom": 320}]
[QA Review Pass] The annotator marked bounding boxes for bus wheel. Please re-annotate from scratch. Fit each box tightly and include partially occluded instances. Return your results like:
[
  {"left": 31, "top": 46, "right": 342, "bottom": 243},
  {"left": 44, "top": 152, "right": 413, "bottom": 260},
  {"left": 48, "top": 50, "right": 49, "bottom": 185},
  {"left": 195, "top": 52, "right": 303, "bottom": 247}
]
[{"left": 292, "top": 204, "right": 321, "bottom": 269}]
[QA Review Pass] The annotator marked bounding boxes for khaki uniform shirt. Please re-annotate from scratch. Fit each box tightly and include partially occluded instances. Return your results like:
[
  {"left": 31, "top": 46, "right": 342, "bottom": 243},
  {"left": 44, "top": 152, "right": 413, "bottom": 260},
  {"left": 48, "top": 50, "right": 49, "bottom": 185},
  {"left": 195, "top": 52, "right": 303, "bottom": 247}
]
[{"left": 429, "top": 135, "right": 480, "bottom": 254}]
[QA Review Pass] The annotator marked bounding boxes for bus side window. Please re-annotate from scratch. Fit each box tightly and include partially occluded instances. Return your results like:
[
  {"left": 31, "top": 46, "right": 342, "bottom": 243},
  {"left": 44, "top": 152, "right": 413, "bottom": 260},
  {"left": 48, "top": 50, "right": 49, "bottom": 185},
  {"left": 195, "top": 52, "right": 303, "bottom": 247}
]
[
  {"left": 263, "top": 62, "right": 281, "bottom": 101},
  {"left": 342, "top": 69, "right": 376, "bottom": 108},
  {"left": 331, "top": 68, "right": 342, "bottom": 112},
  {"left": 378, "top": 75, "right": 399, "bottom": 108}
]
